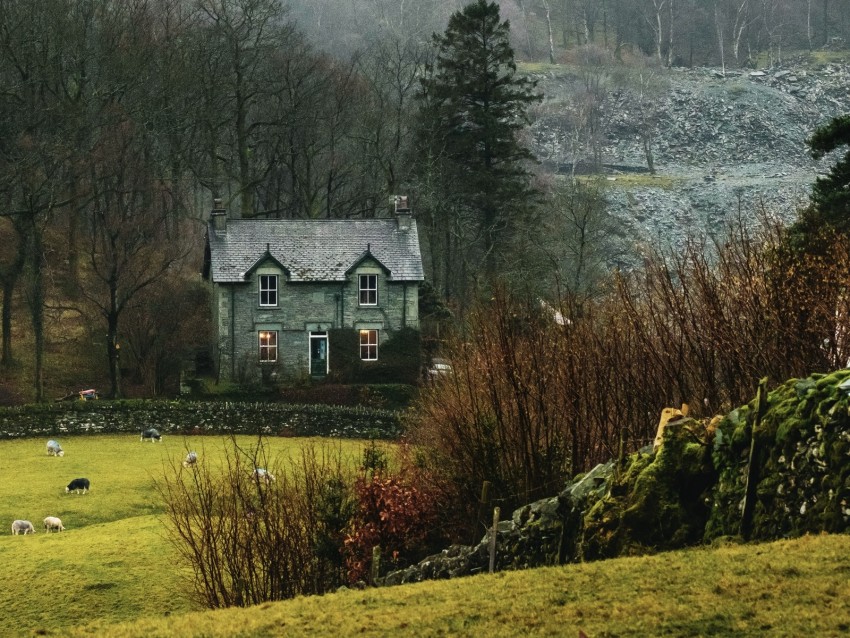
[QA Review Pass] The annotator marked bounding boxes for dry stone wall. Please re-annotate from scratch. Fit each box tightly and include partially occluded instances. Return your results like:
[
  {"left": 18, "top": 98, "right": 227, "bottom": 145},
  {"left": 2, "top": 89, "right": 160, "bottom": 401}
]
[{"left": 0, "top": 400, "right": 402, "bottom": 440}]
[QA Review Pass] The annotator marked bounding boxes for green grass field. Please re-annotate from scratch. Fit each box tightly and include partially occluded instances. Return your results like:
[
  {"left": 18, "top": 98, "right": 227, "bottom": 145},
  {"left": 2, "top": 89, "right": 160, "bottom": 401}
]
[
  {"left": 67, "top": 533, "right": 850, "bottom": 637},
  {"left": 4, "top": 435, "right": 850, "bottom": 637},
  {"left": 0, "top": 434, "right": 370, "bottom": 635}
]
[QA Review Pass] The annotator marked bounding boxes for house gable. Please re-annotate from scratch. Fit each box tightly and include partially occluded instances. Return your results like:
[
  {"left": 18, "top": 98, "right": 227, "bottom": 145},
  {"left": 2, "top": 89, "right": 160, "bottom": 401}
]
[
  {"left": 345, "top": 249, "right": 392, "bottom": 278},
  {"left": 243, "top": 246, "right": 291, "bottom": 281}
]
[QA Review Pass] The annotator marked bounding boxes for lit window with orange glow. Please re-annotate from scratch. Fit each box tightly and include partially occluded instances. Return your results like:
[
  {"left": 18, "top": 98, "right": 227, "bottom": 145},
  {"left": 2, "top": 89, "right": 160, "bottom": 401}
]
[
  {"left": 259, "top": 330, "right": 278, "bottom": 362},
  {"left": 359, "top": 329, "right": 378, "bottom": 361}
]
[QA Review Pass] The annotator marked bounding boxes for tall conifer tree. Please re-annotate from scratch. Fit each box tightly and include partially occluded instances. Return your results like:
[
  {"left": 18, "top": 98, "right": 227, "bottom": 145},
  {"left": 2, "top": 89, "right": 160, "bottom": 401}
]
[{"left": 419, "top": 0, "right": 541, "bottom": 281}]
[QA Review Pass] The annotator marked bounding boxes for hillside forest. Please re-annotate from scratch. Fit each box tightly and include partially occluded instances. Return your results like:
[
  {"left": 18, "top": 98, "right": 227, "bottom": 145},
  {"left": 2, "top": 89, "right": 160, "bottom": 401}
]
[{"left": 3, "top": 0, "right": 850, "bottom": 493}]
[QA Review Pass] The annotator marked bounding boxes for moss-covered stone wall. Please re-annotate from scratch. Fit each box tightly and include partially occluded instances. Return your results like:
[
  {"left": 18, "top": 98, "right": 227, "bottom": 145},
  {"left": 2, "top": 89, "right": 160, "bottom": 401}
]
[
  {"left": 707, "top": 369, "right": 850, "bottom": 540},
  {"left": 383, "top": 369, "right": 850, "bottom": 585}
]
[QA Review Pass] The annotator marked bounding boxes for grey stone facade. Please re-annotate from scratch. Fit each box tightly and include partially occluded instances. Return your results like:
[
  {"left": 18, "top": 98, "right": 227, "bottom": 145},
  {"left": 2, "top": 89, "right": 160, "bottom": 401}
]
[{"left": 203, "top": 202, "right": 423, "bottom": 382}]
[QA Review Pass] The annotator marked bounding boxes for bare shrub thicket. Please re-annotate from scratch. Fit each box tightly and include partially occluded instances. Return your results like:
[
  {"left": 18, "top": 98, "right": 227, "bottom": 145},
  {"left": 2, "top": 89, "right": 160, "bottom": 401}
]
[
  {"left": 156, "top": 438, "right": 356, "bottom": 607},
  {"left": 412, "top": 215, "right": 850, "bottom": 534}
]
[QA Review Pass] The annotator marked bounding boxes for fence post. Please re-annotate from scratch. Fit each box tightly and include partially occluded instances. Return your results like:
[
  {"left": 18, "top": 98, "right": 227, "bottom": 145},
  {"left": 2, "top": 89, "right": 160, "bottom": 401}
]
[
  {"left": 488, "top": 506, "right": 500, "bottom": 574},
  {"left": 472, "top": 481, "right": 491, "bottom": 545},
  {"left": 370, "top": 545, "right": 381, "bottom": 586},
  {"left": 741, "top": 377, "right": 768, "bottom": 541}
]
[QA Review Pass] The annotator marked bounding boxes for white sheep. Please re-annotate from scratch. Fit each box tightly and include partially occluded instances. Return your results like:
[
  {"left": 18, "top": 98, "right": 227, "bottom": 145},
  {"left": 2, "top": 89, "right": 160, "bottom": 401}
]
[
  {"left": 11, "top": 520, "right": 35, "bottom": 535},
  {"left": 182, "top": 451, "right": 198, "bottom": 468},
  {"left": 251, "top": 468, "right": 275, "bottom": 484},
  {"left": 46, "top": 440, "right": 64, "bottom": 457},
  {"left": 43, "top": 516, "right": 65, "bottom": 533}
]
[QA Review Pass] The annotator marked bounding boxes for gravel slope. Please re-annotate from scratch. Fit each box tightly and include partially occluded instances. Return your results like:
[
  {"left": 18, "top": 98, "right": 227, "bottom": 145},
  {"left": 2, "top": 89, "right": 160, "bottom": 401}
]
[{"left": 529, "top": 60, "right": 850, "bottom": 251}]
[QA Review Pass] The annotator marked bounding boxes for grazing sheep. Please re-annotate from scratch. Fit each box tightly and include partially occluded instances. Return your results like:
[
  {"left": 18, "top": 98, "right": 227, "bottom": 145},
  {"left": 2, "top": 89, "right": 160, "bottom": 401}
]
[
  {"left": 43, "top": 516, "right": 65, "bottom": 533},
  {"left": 66, "top": 478, "right": 90, "bottom": 494},
  {"left": 141, "top": 428, "right": 162, "bottom": 442},
  {"left": 46, "top": 439, "right": 64, "bottom": 457},
  {"left": 11, "top": 520, "right": 35, "bottom": 535},
  {"left": 182, "top": 451, "right": 198, "bottom": 468},
  {"left": 251, "top": 468, "right": 275, "bottom": 483}
]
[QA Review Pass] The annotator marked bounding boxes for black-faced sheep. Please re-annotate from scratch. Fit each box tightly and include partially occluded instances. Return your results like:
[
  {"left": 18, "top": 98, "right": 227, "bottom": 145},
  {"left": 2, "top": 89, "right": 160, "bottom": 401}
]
[
  {"left": 141, "top": 428, "right": 162, "bottom": 442},
  {"left": 11, "top": 520, "right": 35, "bottom": 535},
  {"left": 66, "top": 478, "right": 90, "bottom": 494},
  {"left": 43, "top": 516, "right": 65, "bottom": 532},
  {"left": 46, "top": 439, "right": 64, "bottom": 457}
]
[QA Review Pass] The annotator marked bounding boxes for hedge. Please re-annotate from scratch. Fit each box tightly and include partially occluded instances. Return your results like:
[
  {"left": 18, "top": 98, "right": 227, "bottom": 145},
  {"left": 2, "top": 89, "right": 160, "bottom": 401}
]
[{"left": 0, "top": 399, "right": 404, "bottom": 440}]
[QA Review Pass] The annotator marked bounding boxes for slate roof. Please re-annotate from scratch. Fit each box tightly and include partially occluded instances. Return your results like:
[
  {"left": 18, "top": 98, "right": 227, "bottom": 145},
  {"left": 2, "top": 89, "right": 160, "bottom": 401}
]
[{"left": 206, "top": 218, "right": 424, "bottom": 284}]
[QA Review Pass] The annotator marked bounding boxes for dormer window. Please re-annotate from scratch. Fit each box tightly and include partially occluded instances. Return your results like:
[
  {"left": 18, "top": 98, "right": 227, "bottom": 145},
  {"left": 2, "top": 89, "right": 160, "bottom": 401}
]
[
  {"left": 359, "top": 274, "right": 378, "bottom": 306},
  {"left": 259, "top": 275, "right": 278, "bottom": 307}
]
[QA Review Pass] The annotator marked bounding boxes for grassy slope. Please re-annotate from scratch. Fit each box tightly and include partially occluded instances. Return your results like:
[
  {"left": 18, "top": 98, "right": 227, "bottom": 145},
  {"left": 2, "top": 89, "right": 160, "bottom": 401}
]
[
  {"left": 0, "top": 435, "right": 370, "bottom": 636},
  {"left": 5, "top": 435, "right": 850, "bottom": 637},
  {"left": 66, "top": 533, "right": 850, "bottom": 637}
]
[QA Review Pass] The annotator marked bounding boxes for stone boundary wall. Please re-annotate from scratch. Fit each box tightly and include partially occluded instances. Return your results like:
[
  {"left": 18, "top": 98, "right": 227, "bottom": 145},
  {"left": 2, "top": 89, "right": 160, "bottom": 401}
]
[{"left": 0, "top": 400, "right": 403, "bottom": 440}]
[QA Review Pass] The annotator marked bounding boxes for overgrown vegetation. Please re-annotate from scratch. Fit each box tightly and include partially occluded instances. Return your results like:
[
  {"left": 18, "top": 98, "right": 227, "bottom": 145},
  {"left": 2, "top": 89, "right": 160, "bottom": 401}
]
[
  {"left": 410, "top": 211, "right": 850, "bottom": 535},
  {"left": 156, "top": 438, "right": 357, "bottom": 606}
]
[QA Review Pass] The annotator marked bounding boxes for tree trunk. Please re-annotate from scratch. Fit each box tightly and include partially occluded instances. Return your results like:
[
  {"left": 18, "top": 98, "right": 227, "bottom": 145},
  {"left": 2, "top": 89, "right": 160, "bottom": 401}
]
[
  {"left": 29, "top": 225, "right": 46, "bottom": 402},
  {"left": 2, "top": 279, "right": 15, "bottom": 366},
  {"left": 667, "top": 0, "right": 674, "bottom": 67},
  {"left": 107, "top": 309, "right": 122, "bottom": 399},
  {"left": 715, "top": 3, "right": 726, "bottom": 76},
  {"left": 543, "top": 0, "right": 556, "bottom": 64},
  {"left": 0, "top": 226, "right": 27, "bottom": 367}
]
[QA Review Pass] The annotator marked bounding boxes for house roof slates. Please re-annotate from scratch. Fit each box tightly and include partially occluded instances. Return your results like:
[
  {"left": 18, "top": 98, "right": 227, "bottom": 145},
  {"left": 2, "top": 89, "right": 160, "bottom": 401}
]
[{"left": 207, "top": 218, "right": 424, "bottom": 284}]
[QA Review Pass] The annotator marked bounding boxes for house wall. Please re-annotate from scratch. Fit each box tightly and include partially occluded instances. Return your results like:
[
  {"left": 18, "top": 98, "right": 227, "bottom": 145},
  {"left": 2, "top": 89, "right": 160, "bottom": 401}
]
[{"left": 213, "top": 257, "right": 419, "bottom": 382}]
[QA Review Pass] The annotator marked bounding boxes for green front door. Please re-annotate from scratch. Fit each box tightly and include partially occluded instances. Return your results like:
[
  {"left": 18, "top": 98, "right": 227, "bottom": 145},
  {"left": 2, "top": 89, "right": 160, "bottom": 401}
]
[{"left": 310, "top": 332, "right": 328, "bottom": 377}]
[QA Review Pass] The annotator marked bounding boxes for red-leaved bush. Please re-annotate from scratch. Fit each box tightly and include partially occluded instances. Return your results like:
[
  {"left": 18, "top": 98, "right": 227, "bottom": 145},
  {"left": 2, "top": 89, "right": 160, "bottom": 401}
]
[{"left": 344, "top": 469, "right": 439, "bottom": 584}]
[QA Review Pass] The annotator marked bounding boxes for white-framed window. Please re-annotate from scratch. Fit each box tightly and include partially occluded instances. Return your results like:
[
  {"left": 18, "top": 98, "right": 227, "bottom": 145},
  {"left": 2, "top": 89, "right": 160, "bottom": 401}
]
[
  {"left": 359, "top": 274, "right": 378, "bottom": 306},
  {"left": 259, "top": 275, "right": 278, "bottom": 307},
  {"left": 359, "top": 329, "right": 378, "bottom": 361},
  {"left": 259, "top": 330, "right": 278, "bottom": 362}
]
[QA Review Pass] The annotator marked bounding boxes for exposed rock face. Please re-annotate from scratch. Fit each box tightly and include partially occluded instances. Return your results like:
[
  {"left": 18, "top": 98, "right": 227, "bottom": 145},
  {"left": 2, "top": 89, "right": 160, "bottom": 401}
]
[
  {"left": 528, "top": 60, "right": 850, "bottom": 254},
  {"left": 382, "top": 369, "right": 850, "bottom": 586}
]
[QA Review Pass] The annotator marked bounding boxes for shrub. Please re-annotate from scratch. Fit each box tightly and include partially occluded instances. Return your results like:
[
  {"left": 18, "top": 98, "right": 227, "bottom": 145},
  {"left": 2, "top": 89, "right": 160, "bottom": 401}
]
[
  {"left": 344, "top": 448, "right": 441, "bottom": 584},
  {"left": 156, "top": 437, "right": 356, "bottom": 607}
]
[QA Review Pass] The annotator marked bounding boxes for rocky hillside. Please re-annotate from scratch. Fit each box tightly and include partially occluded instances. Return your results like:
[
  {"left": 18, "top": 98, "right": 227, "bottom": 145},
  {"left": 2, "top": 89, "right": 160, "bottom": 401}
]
[{"left": 529, "top": 58, "right": 850, "bottom": 251}]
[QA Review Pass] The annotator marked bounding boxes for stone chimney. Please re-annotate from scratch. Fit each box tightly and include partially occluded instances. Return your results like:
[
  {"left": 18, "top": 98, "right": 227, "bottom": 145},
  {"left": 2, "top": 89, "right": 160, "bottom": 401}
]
[
  {"left": 393, "top": 195, "right": 412, "bottom": 232},
  {"left": 210, "top": 198, "right": 227, "bottom": 232}
]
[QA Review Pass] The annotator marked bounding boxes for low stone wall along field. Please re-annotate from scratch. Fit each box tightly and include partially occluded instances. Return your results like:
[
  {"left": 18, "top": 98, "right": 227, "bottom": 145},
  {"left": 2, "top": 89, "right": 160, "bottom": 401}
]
[{"left": 0, "top": 399, "right": 403, "bottom": 440}]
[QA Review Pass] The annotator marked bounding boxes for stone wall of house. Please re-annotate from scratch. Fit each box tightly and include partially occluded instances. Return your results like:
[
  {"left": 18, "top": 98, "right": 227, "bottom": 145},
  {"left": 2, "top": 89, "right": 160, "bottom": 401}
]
[{"left": 215, "top": 258, "right": 419, "bottom": 382}]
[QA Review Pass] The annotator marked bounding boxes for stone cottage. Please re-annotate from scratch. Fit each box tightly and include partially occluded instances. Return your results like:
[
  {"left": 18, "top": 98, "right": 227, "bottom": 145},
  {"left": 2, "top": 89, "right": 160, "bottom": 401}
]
[{"left": 202, "top": 198, "right": 424, "bottom": 382}]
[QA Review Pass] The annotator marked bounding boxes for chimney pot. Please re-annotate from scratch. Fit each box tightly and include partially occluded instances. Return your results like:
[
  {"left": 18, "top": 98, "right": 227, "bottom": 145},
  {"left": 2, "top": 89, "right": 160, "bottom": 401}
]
[
  {"left": 394, "top": 195, "right": 412, "bottom": 231},
  {"left": 211, "top": 199, "right": 227, "bottom": 232}
]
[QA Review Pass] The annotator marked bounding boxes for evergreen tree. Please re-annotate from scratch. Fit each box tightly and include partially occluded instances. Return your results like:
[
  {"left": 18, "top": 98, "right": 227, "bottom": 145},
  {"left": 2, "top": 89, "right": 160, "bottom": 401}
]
[
  {"left": 809, "top": 114, "right": 850, "bottom": 232},
  {"left": 418, "top": 0, "right": 541, "bottom": 282}
]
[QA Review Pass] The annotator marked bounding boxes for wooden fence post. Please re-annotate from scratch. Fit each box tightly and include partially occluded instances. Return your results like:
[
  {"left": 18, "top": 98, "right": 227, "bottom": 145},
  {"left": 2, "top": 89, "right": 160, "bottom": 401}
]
[
  {"left": 370, "top": 545, "right": 381, "bottom": 586},
  {"left": 741, "top": 377, "right": 768, "bottom": 541},
  {"left": 472, "top": 481, "right": 491, "bottom": 545},
  {"left": 488, "top": 506, "right": 500, "bottom": 574}
]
